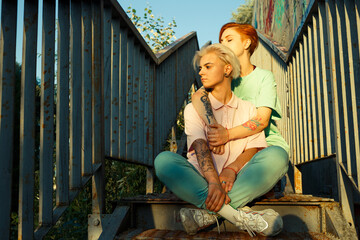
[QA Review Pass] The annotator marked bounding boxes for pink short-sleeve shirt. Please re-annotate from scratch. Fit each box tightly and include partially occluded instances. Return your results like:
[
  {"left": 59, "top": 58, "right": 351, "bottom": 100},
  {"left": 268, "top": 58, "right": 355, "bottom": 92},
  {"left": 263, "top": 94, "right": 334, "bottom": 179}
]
[{"left": 184, "top": 92, "right": 267, "bottom": 176}]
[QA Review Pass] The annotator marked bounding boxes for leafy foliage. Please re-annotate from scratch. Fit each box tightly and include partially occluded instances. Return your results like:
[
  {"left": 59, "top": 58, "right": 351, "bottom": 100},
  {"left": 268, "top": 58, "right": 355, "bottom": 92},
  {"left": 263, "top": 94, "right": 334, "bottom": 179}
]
[
  {"left": 231, "top": 0, "right": 255, "bottom": 24},
  {"left": 105, "top": 161, "right": 164, "bottom": 212},
  {"left": 127, "top": 5, "right": 177, "bottom": 52},
  {"left": 45, "top": 184, "right": 92, "bottom": 240}
]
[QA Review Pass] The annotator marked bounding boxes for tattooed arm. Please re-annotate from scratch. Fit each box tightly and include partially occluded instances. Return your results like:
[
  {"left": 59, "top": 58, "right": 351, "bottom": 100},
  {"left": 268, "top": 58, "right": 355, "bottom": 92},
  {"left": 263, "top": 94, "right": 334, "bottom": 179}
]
[
  {"left": 208, "top": 107, "right": 272, "bottom": 146},
  {"left": 192, "top": 139, "right": 218, "bottom": 180},
  {"left": 191, "top": 87, "right": 226, "bottom": 155},
  {"left": 192, "top": 139, "right": 229, "bottom": 212},
  {"left": 230, "top": 106, "right": 272, "bottom": 139},
  {"left": 191, "top": 87, "right": 217, "bottom": 125}
]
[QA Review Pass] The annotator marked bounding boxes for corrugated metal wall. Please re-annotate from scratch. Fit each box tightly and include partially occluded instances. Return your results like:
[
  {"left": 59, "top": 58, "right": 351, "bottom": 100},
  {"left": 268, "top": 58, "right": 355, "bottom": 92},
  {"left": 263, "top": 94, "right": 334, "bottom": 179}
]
[
  {"left": 103, "top": 29, "right": 199, "bottom": 166},
  {"left": 252, "top": 0, "right": 360, "bottom": 225},
  {"left": 0, "top": 0, "right": 199, "bottom": 238}
]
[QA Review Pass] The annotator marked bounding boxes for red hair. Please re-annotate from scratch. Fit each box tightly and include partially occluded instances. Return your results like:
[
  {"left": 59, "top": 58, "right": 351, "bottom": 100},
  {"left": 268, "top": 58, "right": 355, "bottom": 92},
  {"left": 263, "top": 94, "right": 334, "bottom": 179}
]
[{"left": 219, "top": 22, "right": 259, "bottom": 56}]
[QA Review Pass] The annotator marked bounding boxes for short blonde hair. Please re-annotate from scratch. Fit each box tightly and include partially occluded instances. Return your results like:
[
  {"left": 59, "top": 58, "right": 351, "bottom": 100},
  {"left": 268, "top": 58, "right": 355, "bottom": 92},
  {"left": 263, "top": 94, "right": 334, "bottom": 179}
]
[{"left": 193, "top": 43, "right": 240, "bottom": 80}]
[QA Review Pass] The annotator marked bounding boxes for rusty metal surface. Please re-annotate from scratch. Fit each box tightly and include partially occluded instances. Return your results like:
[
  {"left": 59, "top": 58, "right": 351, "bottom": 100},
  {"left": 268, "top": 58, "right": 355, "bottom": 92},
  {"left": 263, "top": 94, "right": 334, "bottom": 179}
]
[
  {"left": 39, "top": 0, "right": 55, "bottom": 228},
  {"left": 0, "top": 0, "right": 18, "bottom": 238},
  {"left": 253, "top": 0, "right": 360, "bottom": 211},
  {"left": 258, "top": 194, "right": 334, "bottom": 203},
  {"left": 9, "top": 0, "right": 360, "bottom": 238},
  {"left": 56, "top": 0, "right": 70, "bottom": 207},
  {"left": 104, "top": 26, "right": 198, "bottom": 167},
  {"left": 118, "top": 229, "right": 332, "bottom": 240},
  {"left": 117, "top": 193, "right": 339, "bottom": 234},
  {"left": 2, "top": 0, "right": 199, "bottom": 235},
  {"left": 69, "top": 0, "right": 82, "bottom": 190},
  {"left": 119, "top": 193, "right": 334, "bottom": 205},
  {"left": 103, "top": 4, "right": 112, "bottom": 158},
  {"left": 18, "top": 0, "right": 39, "bottom": 238},
  {"left": 81, "top": 0, "right": 93, "bottom": 176},
  {"left": 251, "top": 0, "right": 360, "bottom": 232},
  {"left": 91, "top": 0, "right": 106, "bottom": 215},
  {"left": 119, "top": 193, "right": 186, "bottom": 204}
]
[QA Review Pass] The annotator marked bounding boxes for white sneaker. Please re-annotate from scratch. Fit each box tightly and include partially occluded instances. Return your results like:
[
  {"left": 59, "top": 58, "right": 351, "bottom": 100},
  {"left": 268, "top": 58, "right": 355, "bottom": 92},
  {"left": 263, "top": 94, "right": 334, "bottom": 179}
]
[
  {"left": 179, "top": 208, "right": 218, "bottom": 235},
  {"left": 234, "top": 206, "right": 283, "bottom": 237}
]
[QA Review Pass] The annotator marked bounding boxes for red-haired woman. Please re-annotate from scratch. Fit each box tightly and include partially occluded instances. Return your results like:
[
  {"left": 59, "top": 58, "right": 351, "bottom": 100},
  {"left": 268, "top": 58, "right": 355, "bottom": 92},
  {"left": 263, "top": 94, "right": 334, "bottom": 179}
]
[{"left": 191, "top": 22, "right": 289, "bottom": 195}]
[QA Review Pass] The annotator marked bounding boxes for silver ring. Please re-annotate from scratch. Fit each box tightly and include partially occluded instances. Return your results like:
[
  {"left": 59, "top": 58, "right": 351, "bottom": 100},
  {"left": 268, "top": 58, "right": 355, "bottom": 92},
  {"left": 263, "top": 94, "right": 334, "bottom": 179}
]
[{"left": 222, "top": 181, "right": 226, "bottom": 184}]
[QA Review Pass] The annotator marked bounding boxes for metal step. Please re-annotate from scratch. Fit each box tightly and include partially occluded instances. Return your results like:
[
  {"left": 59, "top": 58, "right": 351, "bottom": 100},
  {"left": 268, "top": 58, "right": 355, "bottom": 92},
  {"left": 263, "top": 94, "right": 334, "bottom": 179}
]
[
  {"left": 115, "top": 193, "right": 355, "bottom": 239},
  {"left": 116, "top": 229, "right": 333, "bottom": 239}
]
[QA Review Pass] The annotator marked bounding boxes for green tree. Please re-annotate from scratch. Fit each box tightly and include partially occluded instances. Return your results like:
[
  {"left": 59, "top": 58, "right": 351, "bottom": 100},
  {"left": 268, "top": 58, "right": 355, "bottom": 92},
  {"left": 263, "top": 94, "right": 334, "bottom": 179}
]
[
  {"left": 231, "top": 0, "right": 254, "bottom": 24},
  {"left": 127, "top": 5, "right": 177, "bottom": 52}
]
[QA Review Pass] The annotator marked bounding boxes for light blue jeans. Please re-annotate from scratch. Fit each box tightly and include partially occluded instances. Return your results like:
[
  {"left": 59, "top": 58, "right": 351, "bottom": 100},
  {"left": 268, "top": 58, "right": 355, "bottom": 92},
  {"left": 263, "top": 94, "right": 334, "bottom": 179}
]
[{"left": 154, "top": 146, "right": 289, "bottom": 210}]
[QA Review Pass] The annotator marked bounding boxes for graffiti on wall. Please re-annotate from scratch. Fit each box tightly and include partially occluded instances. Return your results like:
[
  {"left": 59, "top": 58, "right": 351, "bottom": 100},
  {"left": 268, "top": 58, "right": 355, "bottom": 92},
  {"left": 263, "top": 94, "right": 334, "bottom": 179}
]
[
  {"left": 253, "top": 0, "right": 310, "bottom": 52},
  {"left": 265, "top": 0, "right": 275, "bottom": 34},
  {"left": 274, "top": 0, "right": 287, "bottom": 28}
]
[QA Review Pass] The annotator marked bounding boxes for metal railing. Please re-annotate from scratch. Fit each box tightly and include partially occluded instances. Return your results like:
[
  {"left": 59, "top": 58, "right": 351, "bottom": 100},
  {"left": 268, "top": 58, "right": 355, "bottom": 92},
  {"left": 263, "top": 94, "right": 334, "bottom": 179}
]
[
  {"left": 252, "top": 0, "right": 360, "bottom": 227},
  {"left": 0, "top": 0, "right": 199, "bottom": 238}
]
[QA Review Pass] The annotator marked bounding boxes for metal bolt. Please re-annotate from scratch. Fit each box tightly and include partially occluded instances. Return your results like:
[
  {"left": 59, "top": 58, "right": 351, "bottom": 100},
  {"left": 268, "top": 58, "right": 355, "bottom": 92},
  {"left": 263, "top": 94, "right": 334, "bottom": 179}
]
[{"left": 93, "top": 219, "right": 100, "bottom": 226}]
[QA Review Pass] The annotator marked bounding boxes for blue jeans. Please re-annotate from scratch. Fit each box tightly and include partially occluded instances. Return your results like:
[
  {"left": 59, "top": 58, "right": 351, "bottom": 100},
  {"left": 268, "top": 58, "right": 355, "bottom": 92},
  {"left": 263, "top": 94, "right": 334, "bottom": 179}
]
[{"left": 154, "top": 146, "right": 289, "bottom": 209}]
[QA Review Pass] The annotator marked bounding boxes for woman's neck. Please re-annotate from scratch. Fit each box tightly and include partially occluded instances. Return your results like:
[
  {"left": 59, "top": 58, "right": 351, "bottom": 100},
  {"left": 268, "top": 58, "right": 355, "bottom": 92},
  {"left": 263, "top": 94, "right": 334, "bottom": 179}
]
[
  {"left": 238, "top": 54, "right": 254, "bottom": 77},
  {"left": 211, "top": 81, "right": 232, "bottom": 105}
]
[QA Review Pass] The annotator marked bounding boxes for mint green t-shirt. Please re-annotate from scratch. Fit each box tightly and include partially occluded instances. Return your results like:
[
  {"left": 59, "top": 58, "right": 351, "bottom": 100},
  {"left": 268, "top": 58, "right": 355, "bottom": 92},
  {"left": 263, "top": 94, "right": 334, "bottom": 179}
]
[{"left": 231, "top": 67, "right": 290, "bottom": 154}]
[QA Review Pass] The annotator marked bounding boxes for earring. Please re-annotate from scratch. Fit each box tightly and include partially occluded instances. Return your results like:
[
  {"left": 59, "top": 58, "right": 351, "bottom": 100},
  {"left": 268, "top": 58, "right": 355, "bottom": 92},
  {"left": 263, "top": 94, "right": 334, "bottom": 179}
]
[{"left": 224, "top": 73, "right": 229, "bottom": 77}]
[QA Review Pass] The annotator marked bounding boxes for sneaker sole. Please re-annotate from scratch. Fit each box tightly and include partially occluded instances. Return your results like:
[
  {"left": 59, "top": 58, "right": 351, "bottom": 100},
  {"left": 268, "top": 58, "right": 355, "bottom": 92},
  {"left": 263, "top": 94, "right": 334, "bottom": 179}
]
[{"left": 179, "top": 208, "right": 198, "bottom": 235}]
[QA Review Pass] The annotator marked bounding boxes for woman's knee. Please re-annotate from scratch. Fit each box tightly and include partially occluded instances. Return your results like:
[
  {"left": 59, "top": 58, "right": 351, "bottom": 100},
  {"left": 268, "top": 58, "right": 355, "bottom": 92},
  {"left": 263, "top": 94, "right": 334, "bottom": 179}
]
[
  {"left": 154, "top": 151, "right": 186, "bottom": 180},
  {"left": 255, "top": 146, "right": 289, "bottom": 173},
  {"left": 154, "top": 151, "right": 173, "bottom": 176},
  {"left": 267, "top": 146, "right": 289, "bottom": 173}
]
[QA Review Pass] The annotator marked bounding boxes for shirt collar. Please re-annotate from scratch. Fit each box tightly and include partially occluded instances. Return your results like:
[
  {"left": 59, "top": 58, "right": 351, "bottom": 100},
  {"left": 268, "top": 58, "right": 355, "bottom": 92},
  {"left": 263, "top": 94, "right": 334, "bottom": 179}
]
[{"left": 208, "top": 92, "right": 238, "bottom": 110}]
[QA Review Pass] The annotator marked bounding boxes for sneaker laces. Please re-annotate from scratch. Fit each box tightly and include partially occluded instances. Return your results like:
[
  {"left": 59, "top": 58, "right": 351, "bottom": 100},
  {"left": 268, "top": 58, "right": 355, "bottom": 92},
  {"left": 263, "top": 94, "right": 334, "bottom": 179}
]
[
  {"left": 193, "top": 210, "right": 221, "bottom": 234},
  {"left": 233, "top": 210, "right": 268, "bottom": 237},
  {"left": 214, "top": 215, "right": 220, "bottom": 234}
]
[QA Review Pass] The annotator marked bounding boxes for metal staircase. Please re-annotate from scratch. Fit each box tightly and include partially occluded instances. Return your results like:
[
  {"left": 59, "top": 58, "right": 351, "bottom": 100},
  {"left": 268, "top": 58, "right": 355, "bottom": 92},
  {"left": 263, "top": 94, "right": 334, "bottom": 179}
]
[
  {"left": 114, "top": 193, "right": 356, "bottom": 239},
  {"left": 1, "top": 0, "right": 360, "bottom": 239}
]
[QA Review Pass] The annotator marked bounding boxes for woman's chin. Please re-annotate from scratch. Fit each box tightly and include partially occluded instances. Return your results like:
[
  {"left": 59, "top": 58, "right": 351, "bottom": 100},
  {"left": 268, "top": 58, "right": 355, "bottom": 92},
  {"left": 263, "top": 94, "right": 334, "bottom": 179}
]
[{"left": 202, "top": 83, "right": 214, "bottom": 90}]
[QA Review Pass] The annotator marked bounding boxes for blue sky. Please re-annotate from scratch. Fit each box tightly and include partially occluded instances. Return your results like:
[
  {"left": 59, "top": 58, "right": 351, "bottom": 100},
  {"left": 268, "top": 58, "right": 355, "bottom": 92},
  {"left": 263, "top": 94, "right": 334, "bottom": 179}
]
[
  {"left": 117, "top": 0, "right": 244, "bottom": 47},
  {"left": 6, "top": 0, "right": 244, "bottom": 77}
]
